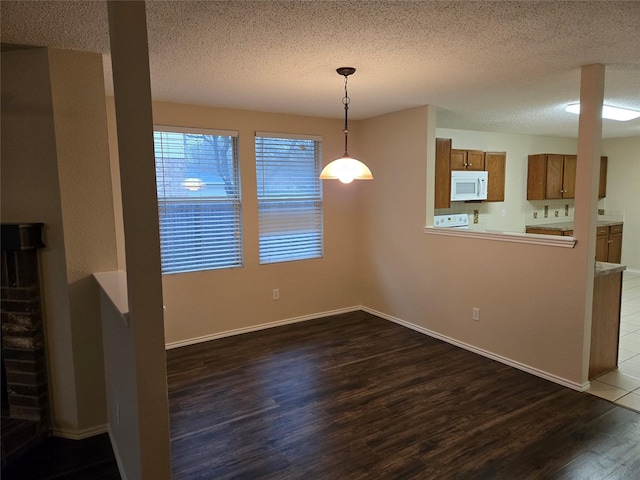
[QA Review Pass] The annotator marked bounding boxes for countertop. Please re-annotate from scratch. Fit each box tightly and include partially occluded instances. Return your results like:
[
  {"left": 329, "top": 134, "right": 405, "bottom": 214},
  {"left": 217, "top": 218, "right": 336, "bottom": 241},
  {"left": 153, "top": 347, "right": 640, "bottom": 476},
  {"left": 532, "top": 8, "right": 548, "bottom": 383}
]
[
  {"left": 526, "top": 220, "right": 623, "bottom": 232},
  {"left": 595, "top": 261, "right": 626, "bottom": 277}
]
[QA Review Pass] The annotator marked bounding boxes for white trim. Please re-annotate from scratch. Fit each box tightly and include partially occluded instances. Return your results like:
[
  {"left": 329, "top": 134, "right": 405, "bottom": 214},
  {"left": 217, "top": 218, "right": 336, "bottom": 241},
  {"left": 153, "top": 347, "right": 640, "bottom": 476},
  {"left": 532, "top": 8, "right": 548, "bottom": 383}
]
[
  {"left": 107, "top": 426, "right": 128, "bottom": 480},
  {"left": 625, "top": 268, "right": 640, "bottom": 275},
  {"left": 165, "top": 306, "right": 360, "bottom": 349},
  {"left": 94, "top": 270, "right": 130, "bottom": 326},
  {"left": 154, "top": 124, "right": 238, "bottom": 137},
  {"left": 52, "top": 423, "right": 108, "bottom": 440},
  {"left": 255, "top": 131, "right": 323, "bottom": 142},
  {"left": 424, "top": 226, "right": 577, "bottom": 248},
  {"left": 361, "top": 306, "right": 587, "bottom": 392}
]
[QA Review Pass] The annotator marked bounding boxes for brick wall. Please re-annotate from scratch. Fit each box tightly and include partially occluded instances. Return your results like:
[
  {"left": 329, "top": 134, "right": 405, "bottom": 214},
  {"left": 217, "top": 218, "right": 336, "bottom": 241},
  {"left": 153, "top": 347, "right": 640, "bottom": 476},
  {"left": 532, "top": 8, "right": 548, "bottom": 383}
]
[{"left": 1, "top": 223, "right": 49, "bottom": 466}]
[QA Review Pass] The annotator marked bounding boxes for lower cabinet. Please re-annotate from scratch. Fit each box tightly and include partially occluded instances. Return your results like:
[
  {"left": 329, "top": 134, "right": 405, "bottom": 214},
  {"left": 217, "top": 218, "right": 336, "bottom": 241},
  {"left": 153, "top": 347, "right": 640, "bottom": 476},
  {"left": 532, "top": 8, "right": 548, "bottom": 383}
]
[
  {"left": 527, "top": 223, "right": 622, "bottom": 263},
  {"left": 525, "top": 227, "right": 573, "bottom": 236},
  {"left": 596, "top": 224, "right": 623, "bottom": 263}
]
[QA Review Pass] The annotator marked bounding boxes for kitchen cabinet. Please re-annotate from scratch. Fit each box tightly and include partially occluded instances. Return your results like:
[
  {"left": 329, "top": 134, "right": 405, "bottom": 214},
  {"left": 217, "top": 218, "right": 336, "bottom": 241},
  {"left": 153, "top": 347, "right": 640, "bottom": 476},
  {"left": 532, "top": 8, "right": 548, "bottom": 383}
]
[
  {"left": 435, "top": 139, "right": 506, "bottom": 208},
  {"left": 525, "top": 227, "right": 573, "bottom": 236},
  {"left": 527, "top": 154, "right": 576, "bottom": 200},
  {"left": 484, "top": 152, "right": 506, "bottom": 202},
  {"left": 596, "top": 224, "right": 623, "bottom": 263},
  {"left": 527, "top": 154, "right": 608, "bottom": 200},
  {"left": 599, "top": 156, "right": 608, "bottom": 198},
  {"left": 451, "top": 149, "right": 485, "bottom": 171},
  {"left": 589, "top": 263, "right": 625, "bottom": 380},
  {"left": 435, "top": 138, "right": 452, "bottom": 209}
]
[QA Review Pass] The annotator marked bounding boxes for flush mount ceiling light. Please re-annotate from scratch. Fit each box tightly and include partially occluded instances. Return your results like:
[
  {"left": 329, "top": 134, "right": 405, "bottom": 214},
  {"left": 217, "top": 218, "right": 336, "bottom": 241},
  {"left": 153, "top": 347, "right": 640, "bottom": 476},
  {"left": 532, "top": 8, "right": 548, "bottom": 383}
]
[
  {"left": 319, "top": 67, "right": 373, "bottom": 183},
  {"left": 565, "top": 103, "right": 640, "bottom": 121}
]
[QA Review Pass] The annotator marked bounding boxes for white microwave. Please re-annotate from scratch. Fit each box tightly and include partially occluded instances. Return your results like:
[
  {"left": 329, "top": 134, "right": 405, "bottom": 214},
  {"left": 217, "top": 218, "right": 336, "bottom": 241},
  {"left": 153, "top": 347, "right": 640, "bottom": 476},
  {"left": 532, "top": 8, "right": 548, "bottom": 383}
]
[{"left": 451, "top": 170, "right": 488, "bottom": 201}]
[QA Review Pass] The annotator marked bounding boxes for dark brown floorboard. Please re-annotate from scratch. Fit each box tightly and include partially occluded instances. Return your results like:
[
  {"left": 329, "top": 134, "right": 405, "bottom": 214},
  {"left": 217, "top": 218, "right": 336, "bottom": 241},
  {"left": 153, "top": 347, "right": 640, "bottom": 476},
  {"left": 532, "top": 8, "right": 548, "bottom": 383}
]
[
  {"left": 0, "top": 432, "right": 120, "bottom": 480},
  {"left": 167, "top": 310, "right": 640, "bottom": 479}
]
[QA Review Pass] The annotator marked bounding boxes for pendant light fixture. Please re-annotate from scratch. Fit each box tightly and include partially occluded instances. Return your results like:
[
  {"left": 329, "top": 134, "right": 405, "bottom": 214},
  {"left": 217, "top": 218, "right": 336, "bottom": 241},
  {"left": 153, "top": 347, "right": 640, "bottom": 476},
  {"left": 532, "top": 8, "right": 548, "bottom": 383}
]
[{"left": 319, "top": 67, "right": 373, "bottom": 183}]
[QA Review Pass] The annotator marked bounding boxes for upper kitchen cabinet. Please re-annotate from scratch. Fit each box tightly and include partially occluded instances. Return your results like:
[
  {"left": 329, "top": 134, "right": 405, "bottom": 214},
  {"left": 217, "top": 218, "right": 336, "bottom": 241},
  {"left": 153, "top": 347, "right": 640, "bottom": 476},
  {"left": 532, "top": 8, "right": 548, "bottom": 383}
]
[
  {"left": 451, "top": 149, "right": 485, "bottom": 171},
  {"left": 527, "top": 154, "right": 576, "bottom": 200},
  {"left": 599, "top": 156, "right": 608, "bottom": 198},
  {"left": 435, "top": 138, "right": 452, "bottom": 209},
  {"left": 527, "top": 154, "right": 608, "bottom": 200},
  {"left": 484, "top": 152, "right": 506, "bottom": 202}
]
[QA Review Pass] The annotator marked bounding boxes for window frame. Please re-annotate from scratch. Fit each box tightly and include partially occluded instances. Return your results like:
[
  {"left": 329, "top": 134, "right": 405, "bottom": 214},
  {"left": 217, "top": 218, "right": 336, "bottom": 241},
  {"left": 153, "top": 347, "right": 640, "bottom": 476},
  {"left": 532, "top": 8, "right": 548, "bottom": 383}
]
[
  {"left": 153, "top": 125, "right": 243, "bottom": 275},
  {"left": 255, "top": 132, "right": 324, "bottom": 265}
]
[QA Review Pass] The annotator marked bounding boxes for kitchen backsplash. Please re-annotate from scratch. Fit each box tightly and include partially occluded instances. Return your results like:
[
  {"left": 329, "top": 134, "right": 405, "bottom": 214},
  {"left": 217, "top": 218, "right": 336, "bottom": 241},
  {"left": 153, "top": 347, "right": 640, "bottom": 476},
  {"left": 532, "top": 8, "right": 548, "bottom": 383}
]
[
  {"left": 526, "top": 199, "right": 576, "bottom": 225},
  {"left": 434, "top": 198, "right": 624, "bottom": 232}
]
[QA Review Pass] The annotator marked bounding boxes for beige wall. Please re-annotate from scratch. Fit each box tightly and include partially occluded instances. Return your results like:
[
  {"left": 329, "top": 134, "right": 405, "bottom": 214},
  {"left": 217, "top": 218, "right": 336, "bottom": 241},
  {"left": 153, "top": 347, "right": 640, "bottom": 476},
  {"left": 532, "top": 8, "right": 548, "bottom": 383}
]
[
  {"left": 1, "top": 48, "right": 117, "bottom": 436},
  {"left": 136, "top": 103, "right": 363, "bottom": 345},
  {"left": 358, "top": 106, "right": 592, "bottom": 387},
  {"left": 602, "top": 136, "right": 640, "bottom": 270}
]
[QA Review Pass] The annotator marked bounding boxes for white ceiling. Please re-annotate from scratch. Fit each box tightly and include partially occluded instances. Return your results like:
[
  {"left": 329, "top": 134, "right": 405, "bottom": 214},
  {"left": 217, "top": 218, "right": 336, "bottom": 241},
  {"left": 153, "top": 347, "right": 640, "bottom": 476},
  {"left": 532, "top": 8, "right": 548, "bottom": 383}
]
[{"left": 2, "top": 1, "right": 639, "bottom": 139}]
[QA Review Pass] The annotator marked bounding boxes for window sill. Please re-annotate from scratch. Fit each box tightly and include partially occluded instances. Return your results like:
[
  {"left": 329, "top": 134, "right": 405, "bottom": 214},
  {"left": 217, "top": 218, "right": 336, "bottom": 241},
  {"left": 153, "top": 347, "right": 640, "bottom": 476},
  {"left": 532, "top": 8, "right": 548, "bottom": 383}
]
[{"left": 423, "top": 226, "right": 577, "bottom": 248}]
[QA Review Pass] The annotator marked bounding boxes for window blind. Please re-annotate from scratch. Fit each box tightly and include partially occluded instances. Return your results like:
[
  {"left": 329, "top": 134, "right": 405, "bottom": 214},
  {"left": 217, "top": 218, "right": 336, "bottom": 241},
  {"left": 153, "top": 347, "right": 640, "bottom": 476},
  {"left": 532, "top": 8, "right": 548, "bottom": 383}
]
[
  {"left": 154, "top": 127, "right": 242, "bottom": 274},
  {"left": 255, "top": 133, "right": 323, "bottom": 264}
]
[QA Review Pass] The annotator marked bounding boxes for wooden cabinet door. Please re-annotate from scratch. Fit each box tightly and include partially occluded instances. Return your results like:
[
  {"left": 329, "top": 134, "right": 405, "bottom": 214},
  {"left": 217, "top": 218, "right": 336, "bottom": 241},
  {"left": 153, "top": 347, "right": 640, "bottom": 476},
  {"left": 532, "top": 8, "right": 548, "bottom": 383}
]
[
  {"left": 527, "top": 154, "right": 547, "bottom": 200},
  {"left": 450, "top": 149, "right": 467, "bottom": 170},
  {"left": 562, "top": 155, "right": 577, "bottom": 198},
  {"left": 525, "top": 228, "right": 562, "bottom": 236},
  {"left": 466, "top": 150, "right": 485, "bottom": 171},
  {"left": 435, "top": 138, "right": 451, "bottom": 209},
  {"left": 485, "top": 152, "right": 506, "bottom": 202},
  {"left": 599, "top": 156, "right": 608, "bottom": 198},
  {"left": 607, "top": 225, "right": 623, "bottom": 263},
  {"left": 546, "top": 155, "right": 564, "bottom": 199},
  {"left": 595, "top": 227, "right": 609, "bottom": 262}
]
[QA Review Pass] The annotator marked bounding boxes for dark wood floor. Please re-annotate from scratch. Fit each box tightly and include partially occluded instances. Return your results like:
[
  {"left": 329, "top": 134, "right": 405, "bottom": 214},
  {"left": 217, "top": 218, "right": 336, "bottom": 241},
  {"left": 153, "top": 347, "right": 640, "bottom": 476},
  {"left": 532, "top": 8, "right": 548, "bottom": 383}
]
[
  {"left": 5, "top": 310, "right": 640, "bottom": 478},
  {"left": 0, "top": 432, "right": 120, "bottom": 480},
  {"left": 166, "top": 310, "right": 640, "bottom": 479}
]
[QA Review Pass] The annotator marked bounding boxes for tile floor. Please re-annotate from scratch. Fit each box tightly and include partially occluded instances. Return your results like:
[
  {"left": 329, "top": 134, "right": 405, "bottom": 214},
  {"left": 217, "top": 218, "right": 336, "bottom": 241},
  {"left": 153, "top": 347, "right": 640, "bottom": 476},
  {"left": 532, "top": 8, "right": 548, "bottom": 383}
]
[{"left": 587, "top": 270, "right": 640, "bottom": 411}]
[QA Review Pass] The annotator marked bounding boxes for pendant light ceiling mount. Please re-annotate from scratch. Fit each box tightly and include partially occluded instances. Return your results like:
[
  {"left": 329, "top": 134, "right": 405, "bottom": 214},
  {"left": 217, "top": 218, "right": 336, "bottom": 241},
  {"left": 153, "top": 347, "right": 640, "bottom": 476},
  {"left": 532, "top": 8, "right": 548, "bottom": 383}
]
[{"left": 319, "top": 67, "right": 373, "bottom": 183}]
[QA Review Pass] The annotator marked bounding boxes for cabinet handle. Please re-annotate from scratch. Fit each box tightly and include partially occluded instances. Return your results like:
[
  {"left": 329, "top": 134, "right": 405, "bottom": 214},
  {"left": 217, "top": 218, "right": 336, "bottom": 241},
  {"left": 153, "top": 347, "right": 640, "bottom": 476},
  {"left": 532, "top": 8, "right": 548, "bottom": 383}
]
[{"left": 607, "top": 240, "right": 613, "bottom": 243}]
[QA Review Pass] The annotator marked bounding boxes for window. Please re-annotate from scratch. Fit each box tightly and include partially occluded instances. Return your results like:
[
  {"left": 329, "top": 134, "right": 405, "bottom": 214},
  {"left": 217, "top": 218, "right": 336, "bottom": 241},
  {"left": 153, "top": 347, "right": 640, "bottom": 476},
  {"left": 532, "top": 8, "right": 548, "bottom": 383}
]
[
  {"left": 255, "top": 133, "right": 323, "bottom": 264},
  {"left": 154, "top": 126, "right": 242, "bottom": 274}
]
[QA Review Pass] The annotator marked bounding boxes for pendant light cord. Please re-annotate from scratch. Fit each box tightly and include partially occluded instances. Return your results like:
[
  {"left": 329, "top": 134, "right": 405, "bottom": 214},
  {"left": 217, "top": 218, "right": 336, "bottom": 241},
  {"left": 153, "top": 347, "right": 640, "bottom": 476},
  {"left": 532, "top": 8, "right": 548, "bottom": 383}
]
[{"left": 343, "top": 74, "right": 350, "bottom": 155}]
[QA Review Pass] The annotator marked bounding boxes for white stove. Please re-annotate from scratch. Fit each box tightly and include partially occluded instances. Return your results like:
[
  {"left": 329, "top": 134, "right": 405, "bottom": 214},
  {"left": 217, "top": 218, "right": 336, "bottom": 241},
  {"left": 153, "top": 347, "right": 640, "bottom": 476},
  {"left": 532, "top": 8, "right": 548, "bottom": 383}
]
[{"left": 434, "top": 213, "right": 469, "bottom": 229}]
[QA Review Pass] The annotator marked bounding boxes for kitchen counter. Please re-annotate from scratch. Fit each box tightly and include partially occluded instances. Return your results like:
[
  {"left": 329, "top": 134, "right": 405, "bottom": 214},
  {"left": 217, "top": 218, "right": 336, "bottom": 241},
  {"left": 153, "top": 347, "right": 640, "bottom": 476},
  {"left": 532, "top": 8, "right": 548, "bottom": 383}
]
[
  {"left": 525, "top": 220, "right": 623, "bottom": 233},
  {"left": 595, "top": 261, "right": 626, "bottom": 277}
]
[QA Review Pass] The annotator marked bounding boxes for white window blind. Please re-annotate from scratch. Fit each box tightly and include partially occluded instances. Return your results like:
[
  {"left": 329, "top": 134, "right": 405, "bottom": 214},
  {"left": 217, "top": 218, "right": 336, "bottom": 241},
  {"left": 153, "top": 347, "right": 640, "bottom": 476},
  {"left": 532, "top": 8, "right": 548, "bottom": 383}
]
[
  {"left": 255, "top": 133, "right": 323, "bottom": 264},
  {"left": 154, "top": 126, "right": 242, "bottom": 274}
]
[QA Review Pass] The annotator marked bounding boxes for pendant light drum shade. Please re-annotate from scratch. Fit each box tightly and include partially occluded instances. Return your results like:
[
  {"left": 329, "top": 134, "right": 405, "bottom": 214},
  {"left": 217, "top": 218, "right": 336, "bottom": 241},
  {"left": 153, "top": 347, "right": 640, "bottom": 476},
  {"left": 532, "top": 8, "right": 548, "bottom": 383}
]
[{"left": 320, "top": 67, "right": 373, "bottom": 183}]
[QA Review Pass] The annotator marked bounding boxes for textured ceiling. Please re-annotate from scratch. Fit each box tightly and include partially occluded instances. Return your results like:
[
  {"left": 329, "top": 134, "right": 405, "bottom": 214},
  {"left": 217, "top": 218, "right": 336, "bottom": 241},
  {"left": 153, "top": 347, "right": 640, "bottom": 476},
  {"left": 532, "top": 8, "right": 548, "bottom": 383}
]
[{"left": 2, "top": 1, "right": 639, "bottom": 138}]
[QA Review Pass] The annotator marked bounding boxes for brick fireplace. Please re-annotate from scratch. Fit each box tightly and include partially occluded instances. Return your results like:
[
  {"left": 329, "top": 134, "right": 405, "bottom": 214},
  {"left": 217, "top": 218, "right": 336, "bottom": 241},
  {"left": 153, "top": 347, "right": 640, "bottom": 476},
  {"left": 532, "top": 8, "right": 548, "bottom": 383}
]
[{"left": 1, "top": 223, "right": 50, "bottom": 467}]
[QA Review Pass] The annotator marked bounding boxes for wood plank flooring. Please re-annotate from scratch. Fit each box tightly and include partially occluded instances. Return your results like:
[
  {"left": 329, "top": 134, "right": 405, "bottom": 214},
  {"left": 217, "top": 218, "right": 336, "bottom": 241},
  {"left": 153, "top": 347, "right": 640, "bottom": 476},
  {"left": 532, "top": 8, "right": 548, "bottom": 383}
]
[{"left": 166, "top": 310, "right": 640, "bottom": 479}]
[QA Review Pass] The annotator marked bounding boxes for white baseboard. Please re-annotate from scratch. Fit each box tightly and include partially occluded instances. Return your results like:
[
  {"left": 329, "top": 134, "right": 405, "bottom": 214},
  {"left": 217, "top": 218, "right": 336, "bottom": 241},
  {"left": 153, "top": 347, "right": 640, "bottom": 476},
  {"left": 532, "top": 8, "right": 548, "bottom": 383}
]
[
  {"left": 52, "top": 423, "right": 107, "bottom": 440},
  {"left": 165, "top": 306, "right": 361, "bottom": 350},
  {"left": 107, "top": 426, "right": 127, "bottom": 480},
  {"left": 626, "top": 268, "right": 640, "bottom": 275},
  {"left": 361, "top": 306, "right": 588, "bottom": 392},
  {"left": 165, "top": 305, "right": 588, "bottom": 391}
]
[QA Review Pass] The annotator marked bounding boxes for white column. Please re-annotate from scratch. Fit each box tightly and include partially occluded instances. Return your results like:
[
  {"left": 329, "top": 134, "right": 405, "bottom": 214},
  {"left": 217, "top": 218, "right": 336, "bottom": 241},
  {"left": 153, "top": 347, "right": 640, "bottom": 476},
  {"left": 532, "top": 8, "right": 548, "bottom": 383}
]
[{"left": 107, "top": 1, "right": 171, "bottom": 478}]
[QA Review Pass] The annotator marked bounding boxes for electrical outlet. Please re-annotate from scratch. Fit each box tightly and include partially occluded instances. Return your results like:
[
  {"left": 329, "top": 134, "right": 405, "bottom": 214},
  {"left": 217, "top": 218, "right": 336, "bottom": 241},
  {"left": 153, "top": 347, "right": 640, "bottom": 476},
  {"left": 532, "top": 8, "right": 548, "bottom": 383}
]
[
  {"left": 473, "top": 210, "right": 479, "bottom": 224},
  {"left": 272, "top": 288, "right": 280, "bottom": 300},
  {"left": 544, "top": 205, "right": 549, "bottom": 218},
  {"left": 598, "top": 209, "right": 605, "bottom": 215},
  {"left": 564, "top": 204, "right": 569, "bottom": 216},
  {"left": 533, "top": 212, "right": 538, "bottom": 219},
  {"left": 554, "top": 210, "right": 559, "bottom": 217},
  {"left": 472, "top": 307, "right": 480, "bottom": 321}
]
